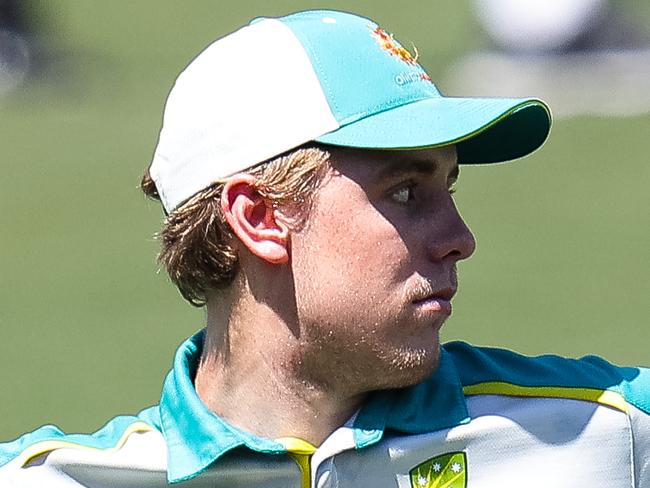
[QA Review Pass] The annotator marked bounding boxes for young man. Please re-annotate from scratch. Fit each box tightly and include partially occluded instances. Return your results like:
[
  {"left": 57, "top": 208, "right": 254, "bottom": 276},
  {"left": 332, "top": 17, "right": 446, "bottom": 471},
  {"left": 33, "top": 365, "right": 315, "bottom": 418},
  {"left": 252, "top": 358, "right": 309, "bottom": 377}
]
[{"left": 1, "top": 9, "right": 649, "bottom": 488}]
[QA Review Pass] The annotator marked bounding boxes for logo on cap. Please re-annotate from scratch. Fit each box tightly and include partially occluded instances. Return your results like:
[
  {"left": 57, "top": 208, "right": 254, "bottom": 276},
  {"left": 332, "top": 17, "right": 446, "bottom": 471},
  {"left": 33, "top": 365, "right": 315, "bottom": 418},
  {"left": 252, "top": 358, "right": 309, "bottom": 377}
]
[{"left": 370, "top": 26, "right": 418, "bottom": 65}]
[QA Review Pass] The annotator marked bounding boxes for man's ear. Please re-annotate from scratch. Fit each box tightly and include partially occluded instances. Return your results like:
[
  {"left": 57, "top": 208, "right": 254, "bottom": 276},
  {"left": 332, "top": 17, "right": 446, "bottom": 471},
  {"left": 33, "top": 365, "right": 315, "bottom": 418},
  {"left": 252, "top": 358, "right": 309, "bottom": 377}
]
[{"left": 221, "top": 174, "right": 290, "bottom": 264}]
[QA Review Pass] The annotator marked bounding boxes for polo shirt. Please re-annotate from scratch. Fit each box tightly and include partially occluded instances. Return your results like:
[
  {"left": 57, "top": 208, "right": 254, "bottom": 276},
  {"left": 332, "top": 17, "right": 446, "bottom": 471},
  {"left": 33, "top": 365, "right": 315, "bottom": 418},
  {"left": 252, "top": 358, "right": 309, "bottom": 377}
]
[{"left": 1, "top": 329, "right": 650, "bottom": 487}]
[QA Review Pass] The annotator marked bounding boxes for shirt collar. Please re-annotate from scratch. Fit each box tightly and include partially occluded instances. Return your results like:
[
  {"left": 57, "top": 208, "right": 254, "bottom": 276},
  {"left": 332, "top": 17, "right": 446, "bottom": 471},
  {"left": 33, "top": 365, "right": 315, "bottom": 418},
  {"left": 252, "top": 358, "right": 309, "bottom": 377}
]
[
  {"left": 160, "top": 331, "right": 469, "bottom": 483},
  {"left": 159, "top": 330, "right": 286, "bottom": 483},
  {"left": 352, "top": 346, "right": 470, "bottom": 446}
]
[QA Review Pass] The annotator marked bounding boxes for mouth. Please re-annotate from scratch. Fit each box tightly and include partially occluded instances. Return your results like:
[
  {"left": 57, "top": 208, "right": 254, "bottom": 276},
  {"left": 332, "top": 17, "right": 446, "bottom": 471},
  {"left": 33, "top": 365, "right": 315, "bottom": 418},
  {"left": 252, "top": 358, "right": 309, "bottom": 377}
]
[{"left": 411, "top": 287, "right": 456, "bottom": 316}]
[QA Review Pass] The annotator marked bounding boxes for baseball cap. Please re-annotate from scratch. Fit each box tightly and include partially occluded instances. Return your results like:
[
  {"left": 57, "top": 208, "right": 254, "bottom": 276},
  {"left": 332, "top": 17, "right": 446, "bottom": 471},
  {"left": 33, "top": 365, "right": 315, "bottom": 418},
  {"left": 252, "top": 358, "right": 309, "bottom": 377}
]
[{"left": 150, "top": 9, "right": 552, "bottom": 213}]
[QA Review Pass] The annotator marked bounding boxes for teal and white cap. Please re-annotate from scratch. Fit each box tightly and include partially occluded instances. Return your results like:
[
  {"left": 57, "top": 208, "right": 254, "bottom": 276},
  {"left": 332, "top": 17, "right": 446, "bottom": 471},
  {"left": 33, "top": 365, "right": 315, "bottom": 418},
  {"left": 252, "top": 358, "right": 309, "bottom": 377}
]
[{"left": 150, "top": 9, "right": 552, "bottom": 213}]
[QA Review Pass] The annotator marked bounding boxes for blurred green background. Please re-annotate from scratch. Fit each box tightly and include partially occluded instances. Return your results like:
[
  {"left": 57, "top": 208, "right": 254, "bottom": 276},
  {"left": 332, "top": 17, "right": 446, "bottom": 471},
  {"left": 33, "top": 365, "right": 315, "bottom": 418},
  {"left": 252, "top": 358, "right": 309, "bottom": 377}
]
[{"left": 1, "top": 1, "right": 648, "bottom": 442}]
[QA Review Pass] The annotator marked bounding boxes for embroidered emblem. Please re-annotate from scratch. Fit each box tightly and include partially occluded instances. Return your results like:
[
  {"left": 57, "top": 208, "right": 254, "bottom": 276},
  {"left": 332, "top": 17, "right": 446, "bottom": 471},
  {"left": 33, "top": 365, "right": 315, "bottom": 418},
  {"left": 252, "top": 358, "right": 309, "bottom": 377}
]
[
  {"left": 409, "top": 452, "right": 467, "bottom": 488},
  {"left": 370, "top": 26, "right": 418, "bottom": 65}
]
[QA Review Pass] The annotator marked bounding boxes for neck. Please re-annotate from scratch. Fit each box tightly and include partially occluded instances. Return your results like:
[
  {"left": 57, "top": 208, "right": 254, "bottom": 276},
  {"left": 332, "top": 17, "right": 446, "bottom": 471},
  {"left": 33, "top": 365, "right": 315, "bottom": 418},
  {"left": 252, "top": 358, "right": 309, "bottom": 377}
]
[{"left": 194, "top": 280, "right": 365, "bottom": 446}]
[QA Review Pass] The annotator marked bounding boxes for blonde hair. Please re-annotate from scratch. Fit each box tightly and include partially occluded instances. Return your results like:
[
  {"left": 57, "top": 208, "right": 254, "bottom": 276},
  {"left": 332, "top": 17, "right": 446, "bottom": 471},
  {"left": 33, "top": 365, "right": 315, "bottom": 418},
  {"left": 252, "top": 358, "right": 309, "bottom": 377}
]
[{"left": 141, "top": 146, "right": 331, "bottom": 306}]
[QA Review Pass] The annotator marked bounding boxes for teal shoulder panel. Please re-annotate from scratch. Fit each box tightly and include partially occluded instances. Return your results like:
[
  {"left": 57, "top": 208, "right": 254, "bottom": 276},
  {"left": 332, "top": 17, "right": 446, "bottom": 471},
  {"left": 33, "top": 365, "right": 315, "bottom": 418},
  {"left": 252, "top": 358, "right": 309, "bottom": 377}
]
[
  {"left": 617, "top": 366, "right": 650, "bottom": 415},
  {"left": 443, "top": 341, "right": 650, "bottom": 415},
  {"left": 0, "top": 405, "right": 161, "bottom": 469}
]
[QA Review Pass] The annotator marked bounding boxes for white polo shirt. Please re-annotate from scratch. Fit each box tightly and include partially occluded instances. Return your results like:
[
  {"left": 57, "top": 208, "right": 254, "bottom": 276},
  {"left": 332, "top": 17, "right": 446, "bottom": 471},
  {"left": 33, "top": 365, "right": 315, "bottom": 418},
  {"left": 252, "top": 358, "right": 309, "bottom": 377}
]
[{"left": 2, "top": 329, "right": 649, "bottom": 487}]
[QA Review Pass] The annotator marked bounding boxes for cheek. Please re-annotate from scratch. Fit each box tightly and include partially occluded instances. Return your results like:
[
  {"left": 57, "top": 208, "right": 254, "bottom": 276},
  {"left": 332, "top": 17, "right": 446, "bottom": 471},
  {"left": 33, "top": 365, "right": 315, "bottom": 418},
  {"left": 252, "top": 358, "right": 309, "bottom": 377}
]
[
  {"left": 296, "top": 200, "right": 406, "bottom": 274},
  {"left": 290, "top": 205, "right": 410, "bottom": 326}
]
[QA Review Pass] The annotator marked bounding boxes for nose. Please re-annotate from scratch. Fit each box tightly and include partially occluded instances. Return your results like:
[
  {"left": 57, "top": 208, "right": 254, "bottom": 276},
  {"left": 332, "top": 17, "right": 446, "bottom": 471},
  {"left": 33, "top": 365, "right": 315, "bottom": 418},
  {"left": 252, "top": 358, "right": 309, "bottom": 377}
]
[{"left": 427, "top": 198, "right": 476, "bottom": 263}]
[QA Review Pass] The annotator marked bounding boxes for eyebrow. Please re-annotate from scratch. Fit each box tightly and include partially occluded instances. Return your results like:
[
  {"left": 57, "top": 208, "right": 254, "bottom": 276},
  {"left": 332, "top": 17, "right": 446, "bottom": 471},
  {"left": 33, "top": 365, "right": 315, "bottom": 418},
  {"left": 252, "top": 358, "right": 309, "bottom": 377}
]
[{"left": 376, "top": 158, "right": 459, "bottom": 182}]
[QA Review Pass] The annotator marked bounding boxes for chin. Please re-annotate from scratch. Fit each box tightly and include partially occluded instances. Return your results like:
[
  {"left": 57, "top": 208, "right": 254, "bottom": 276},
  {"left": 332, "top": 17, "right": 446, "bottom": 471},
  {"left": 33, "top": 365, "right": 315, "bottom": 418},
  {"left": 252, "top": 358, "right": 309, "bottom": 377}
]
[{"left": 380, "top": 345, "right": 441, "bottom": 389}]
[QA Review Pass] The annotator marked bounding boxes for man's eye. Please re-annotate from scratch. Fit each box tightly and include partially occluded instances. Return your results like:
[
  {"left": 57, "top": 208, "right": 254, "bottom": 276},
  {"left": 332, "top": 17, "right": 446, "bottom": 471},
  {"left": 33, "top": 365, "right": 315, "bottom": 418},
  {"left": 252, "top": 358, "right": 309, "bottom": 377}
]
[{"left": 391, "top": 186, "right": 415, "bottom": 204}]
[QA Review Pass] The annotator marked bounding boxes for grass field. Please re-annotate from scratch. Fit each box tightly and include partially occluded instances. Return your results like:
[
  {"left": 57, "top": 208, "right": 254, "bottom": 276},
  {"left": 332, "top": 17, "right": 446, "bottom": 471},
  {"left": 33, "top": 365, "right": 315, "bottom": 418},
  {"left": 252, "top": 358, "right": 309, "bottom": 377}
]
[{"left": 1, "top": 1, "right": 649, "bottom": 442}]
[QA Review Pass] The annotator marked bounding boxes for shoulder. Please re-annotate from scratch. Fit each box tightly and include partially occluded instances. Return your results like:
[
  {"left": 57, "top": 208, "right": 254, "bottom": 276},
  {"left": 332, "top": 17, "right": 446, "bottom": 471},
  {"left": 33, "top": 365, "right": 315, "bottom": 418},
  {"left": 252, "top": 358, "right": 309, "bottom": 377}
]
[
  {"left": 0, "top": 405, "right": 162, "bottom": 471},
  {"left": 442, "top": 341, "right": 650, "bottom": 415},
  {"left": 442, "top": 342, "right": 650, "bottom": 485}
]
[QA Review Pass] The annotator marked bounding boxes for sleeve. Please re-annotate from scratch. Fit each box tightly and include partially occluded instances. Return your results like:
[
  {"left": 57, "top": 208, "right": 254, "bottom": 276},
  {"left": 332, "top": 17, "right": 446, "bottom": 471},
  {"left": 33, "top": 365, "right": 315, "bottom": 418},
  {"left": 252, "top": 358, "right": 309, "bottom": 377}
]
[
  {"left": 630, "top": 403, "right": 650, "bottom": 487},
  {"left": 621, "top": 367, "right": 650, "bottom": 488}
]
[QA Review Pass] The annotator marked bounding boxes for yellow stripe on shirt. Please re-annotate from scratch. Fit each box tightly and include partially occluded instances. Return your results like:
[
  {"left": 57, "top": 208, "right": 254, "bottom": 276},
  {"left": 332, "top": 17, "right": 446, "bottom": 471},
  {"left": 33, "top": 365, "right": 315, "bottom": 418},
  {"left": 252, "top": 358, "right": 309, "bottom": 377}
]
[
  {"left": 463, "top": 382, "right": 628, "bottom": 413},
  {"left": 18, "top": 421, "right": 156, "bottom": 467},
  {"left": 276, "top": 437, "right": 317, "bottom": 488}
]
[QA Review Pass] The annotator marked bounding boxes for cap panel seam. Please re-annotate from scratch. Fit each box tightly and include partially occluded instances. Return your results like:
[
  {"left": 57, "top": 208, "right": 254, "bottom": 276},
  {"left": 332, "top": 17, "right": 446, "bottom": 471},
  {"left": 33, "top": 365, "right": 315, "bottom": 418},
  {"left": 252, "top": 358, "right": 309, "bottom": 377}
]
[
  {"left": 284, "top": 23, "right": 341, "bottom": 119},
  {"left": 337, "top": 93, "right": 434, "bottom": 126}
]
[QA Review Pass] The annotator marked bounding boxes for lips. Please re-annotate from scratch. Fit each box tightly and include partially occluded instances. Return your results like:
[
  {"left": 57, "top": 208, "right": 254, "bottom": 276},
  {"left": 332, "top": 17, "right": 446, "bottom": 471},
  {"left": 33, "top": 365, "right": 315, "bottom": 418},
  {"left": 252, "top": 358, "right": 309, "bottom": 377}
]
[
  {"left": 412, "top": 286, "right": 456, "bottom": 303},
  {"left": 414, "top": 297, "right": 453, "bottom": 315},
  {"left": 411, "top": 286, "right": 456, "bottom": 316}
]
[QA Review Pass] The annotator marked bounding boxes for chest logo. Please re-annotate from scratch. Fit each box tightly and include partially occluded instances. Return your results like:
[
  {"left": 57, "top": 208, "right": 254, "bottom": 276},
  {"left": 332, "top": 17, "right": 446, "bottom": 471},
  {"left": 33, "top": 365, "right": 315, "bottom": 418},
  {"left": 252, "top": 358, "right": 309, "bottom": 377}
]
[{"left": 409, "top": 451, "right": 467, "bottom": 488}]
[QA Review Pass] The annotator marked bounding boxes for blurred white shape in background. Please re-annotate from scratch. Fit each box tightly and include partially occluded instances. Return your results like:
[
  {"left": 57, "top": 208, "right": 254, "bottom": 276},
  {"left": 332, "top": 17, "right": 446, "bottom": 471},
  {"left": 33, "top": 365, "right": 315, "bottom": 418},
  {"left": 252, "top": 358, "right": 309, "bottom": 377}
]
[
  {"left": 444, "top": 0, "right": 650, "bottom": 118},
  {"left": 0, "top": 29, "right": 30, "bottom": 96},
  {"left": 474, "top": 0, "right": 607, "bottom": 53}
]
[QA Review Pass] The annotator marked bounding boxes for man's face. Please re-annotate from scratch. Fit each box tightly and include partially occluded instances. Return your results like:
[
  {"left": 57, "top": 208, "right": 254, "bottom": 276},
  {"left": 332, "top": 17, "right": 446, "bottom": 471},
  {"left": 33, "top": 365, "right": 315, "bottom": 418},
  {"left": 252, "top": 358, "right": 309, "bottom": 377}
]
[{"left": 288, "top": 145, "right": 476, "bottom": 393}]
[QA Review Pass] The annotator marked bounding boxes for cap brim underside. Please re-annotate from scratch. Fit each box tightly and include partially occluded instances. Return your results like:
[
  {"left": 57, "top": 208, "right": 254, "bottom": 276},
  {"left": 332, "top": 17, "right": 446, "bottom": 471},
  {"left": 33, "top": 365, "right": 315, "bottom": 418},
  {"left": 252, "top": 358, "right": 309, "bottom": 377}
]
[{"left": 314, "top": 96, "right": 552, "bottom": 164}]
